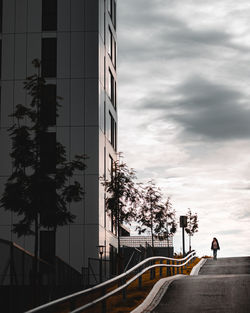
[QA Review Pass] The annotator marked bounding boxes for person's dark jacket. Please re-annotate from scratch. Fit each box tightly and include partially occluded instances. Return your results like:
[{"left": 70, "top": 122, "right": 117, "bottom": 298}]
[{"left": 211, "top": 239, "right": 220, "bottom": 250}]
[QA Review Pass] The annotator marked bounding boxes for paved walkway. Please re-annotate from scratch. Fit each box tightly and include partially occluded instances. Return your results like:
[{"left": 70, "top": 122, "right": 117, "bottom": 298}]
[{"left": 153, "top": 257, "right": 250, "bottom": 313}]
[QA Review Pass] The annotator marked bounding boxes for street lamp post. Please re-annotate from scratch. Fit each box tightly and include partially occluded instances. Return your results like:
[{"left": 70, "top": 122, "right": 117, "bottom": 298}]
[
  {"left": 97, "top": 245, "right": 105, "bottom": 283},
  {"left": 180, "top": 216, "right": 187, "bottom": 257}
]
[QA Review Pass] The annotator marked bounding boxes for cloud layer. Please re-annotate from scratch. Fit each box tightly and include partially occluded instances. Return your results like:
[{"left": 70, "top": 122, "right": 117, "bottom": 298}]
[{"left": 117, "top": 0, "right": 250, "bottom": 257}]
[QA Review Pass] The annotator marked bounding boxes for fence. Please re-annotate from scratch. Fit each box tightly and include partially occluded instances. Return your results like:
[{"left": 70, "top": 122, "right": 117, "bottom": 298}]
[
  {"left": 120, "top": 235, "right": 173, "bottom": 248},
  {"left": 25, "top": 251, "right": 197, "bottom": 313},
  {"left": 0, "top": 238, "right": 83, "bottom": 312}
]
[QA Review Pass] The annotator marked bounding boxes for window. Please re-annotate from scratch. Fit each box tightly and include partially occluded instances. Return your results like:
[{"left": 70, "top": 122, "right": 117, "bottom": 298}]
[
  {"left": 42, "top": 0, "right": 57, "bottom": 31},
  {"left": 0, "top": 40, "right": 1, "bottom": 78},
  {"left": 108, "top": 28, "right": 112, "bottom": 57},
  {"left": 108, "top": 0, "right": 116, "bottom": 29},
  {"left": 108, "top": 27, "right": 116, "bottom": 68},
  {"left": 40, "top": 132, "right": 56, "bottom": 173},
  {"left": 0, "top": 87, "right": 1, "bottom": 126},
  {"left": 41, "top": 84, "right": 56, "bottom": 126},
  {"left": 0, "top": 0, "right": 2, "bottom": 33},
  {"left": 108, "top": 69, "right": 116, "bottom": 108},
  {"left": 40, "top": 231, "right": 55, "bottom": 263},
  {"left": 108, "top": 0, "right": 112, "bottom": 16},
  {"left": 108, "top": 155, "right": 114, "bottom": 179},
  {"left": 108, "top": 112, "right": 117, "bottom": 150},
  {"left": 113, "top": 39, "right": 116, "bottom": 68},
  {"left": 114, "top": 1, "right": 116, "bottom": 28},
  {"left": 109, "top": 244, "right": 117, "bottom": 275},
  {"left": 42, "top": 38, "right": 57, "bottom": 77}
]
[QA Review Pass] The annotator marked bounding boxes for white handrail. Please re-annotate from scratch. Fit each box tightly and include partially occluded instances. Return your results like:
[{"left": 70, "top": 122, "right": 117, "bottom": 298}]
[
  {"left": 70, "top": 253, "right": 197, "bottom": 313},
  {"left": 25, "top": 251, "right": 196, "bottom": 313}
]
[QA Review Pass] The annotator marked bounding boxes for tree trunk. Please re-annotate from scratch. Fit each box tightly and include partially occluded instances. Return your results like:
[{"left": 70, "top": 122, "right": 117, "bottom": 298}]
[
  {"left": 116, "top": 206, "right": 123, "bottom": 274},
  {"left": 33, "top": 213, "right": 39, "bottom": 306},
  {"left": 151, "top": 224, "right": 154, "bottom": 250},
  {"left": 150, "top": 202, "right": 154, "bottom": 251},
  {"left": 167, "top": 236, "right": 170, "bottom": 256}
]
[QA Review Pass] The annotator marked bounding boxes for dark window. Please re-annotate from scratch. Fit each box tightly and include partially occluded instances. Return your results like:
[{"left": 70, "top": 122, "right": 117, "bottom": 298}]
[
  {"left": 108, "top": 0, "right": 112, "bottom": 15},
  {"left": 42, "top": 0, "right": 57, "bottom": 31},
  {"left": 0, "top": 87, "right": 1, "bottom": 126},
  {"left": 109, "top": 154, "right": 114, "bottom": 179},
  {"left": 114, "top": 80, "right": 117, "bottom": 108},
  {"left": 109, "top": 244, "right": 117, "bottom": 275},
  {"left": 0, "top": 40, "right": 2, "bottom": 78},
  {"left": 0, "top": 0, "right": 2, "bottom": 33},
  {"left": 108, "top": 112, "right": 116, "bottom": 150},
  {"left": 108, "top": 0, "right": 116, "bottom": 29},
  {"left": 41, "top": 84, "right": 56, "bottom": 126},
  {"left": 39, "top": 180, "right": 56, "bottom": 225},
  {"left": 108, "top": 70, "right": 113, "bottom": 100},
  {"left": 42, "top": 38, "right": 57, "bottom": 77},
  {"left": 108, "top": 69, "right": 116, "bottom": 108},
  {"left": 113, "top": 39, "right": 116, "bottom": 68},
  {"left": 113, "top": 1, "right": 116, "bottom": 29},
  {"left": 108, "top": 28, "right": 112, "bottom": 57},
  {"left": 108, "top": 27, "right": 116, "bottom": 68},
  {"left": 40, "top": 132, "right": 56, "bottom": 173},
  {"left": 40, "top": 231, "right": 55, "bottom": 264}
]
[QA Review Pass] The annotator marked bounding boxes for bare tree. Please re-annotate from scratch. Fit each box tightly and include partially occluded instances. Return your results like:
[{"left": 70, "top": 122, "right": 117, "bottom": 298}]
[
  {"left": 101, "top": 158, "right": 141, "bottom": 256},
  {"left": 155, "top": 197, "right": 177, "bottom": 255},
  {"left": 185, "top": 208, "right": 199, "bottom": 251},
  {"left": 136, "top": 181, "right": 163, "bottom": 249}
]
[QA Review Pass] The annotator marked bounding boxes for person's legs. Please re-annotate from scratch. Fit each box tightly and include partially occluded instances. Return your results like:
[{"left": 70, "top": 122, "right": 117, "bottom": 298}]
[{"left": 213, "top": 249, "right": 217, "bottom": 260}]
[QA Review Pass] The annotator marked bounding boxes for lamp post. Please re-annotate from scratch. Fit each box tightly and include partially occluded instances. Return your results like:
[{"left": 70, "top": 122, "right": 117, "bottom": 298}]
[
  {"left": 97, "top": 245, "right": 105, "bottom": 283},
  {"left": 180, "top": 216, "right": 187, "bottom": 257}
]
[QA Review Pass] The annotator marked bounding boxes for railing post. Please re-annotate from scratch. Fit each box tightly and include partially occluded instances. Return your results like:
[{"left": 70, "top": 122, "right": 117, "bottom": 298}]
[
  {"left": 160, "top": 260, "right": 162, "bottom": 277},
  {"left": 172, "top": 260, "right": 175, "bottom": 275},
  {"left": 150, "top": 261, "right": 154, "bottom": 280},
  {"left": 69, "top": 298, "right": 75, "bottom": 311},
  {"left": 102, "top": 286, "right": 106, "bottom": 313},
  {"left": 122, "top": 287, "right": 126, "bottom": 301},
  {"left": 102, "top": 300, "right": 106, "bottom": 313},
  {"left": 122, "top": 275, "right": 127, "bottom": 300},
  {"left": 166, "top": 260, "right": 169, "bottom": 276},
  {"left": 138, "top": 275, "right": 142, "bottom": 289}
]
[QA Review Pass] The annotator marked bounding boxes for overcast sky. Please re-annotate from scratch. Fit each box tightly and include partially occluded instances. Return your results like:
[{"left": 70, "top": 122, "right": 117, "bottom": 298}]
[{"left": 117, "top": 0, "right": 250, "bottom": 257}]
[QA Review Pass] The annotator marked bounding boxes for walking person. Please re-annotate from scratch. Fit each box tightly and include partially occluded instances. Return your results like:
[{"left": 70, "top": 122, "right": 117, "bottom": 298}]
[{"left": 211, "top": 237, "right": 220, "bottom": 260}]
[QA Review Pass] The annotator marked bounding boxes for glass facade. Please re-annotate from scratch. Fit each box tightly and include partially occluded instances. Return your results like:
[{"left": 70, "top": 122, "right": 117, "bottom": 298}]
[{"left": 0, "top": 0, "right": 118, "bottom": 277}]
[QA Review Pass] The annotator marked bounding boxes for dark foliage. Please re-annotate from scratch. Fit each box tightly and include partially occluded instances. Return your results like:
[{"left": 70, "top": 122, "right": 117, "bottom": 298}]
[{"left": 0, "top": 58, "right": 86, "bottom": 239}]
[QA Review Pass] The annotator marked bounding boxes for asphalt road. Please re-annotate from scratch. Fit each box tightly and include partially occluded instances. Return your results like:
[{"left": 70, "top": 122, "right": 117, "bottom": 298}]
[{"left": 153, "top": 257, "right": 250, "bottom": 313}]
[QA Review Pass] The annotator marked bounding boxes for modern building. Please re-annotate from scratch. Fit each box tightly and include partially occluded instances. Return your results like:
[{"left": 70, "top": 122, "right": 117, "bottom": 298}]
[{"left": 0, "top": 0, "right": 118, "bottom": 274}]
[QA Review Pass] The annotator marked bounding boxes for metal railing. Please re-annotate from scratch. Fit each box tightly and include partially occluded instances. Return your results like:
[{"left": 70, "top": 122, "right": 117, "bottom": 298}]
[{"left": 26, "top": 251, "right": 196, "bottom": 313}]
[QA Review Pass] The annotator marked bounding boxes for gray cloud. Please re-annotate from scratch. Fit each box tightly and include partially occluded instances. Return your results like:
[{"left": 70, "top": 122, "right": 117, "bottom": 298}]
[
  {"left": 139, "top": 76, "right": 250, "bottom": 141},
  {"left": 118, "top": 1, "right": 250, "bottom": 64}
]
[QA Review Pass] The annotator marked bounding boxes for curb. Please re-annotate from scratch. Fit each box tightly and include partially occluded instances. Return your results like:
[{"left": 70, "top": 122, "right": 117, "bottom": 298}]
[
  {"left": 131, "top": 274, "right": 186, "bottom": 313},
  {"left": 190, "top": 258, "right": 207, "bottom": 276}
]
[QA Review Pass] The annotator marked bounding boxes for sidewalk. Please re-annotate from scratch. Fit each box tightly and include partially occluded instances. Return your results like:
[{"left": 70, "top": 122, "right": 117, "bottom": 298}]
[{"left": 153, "top": 257, "right": 250, "bottom": 313}]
